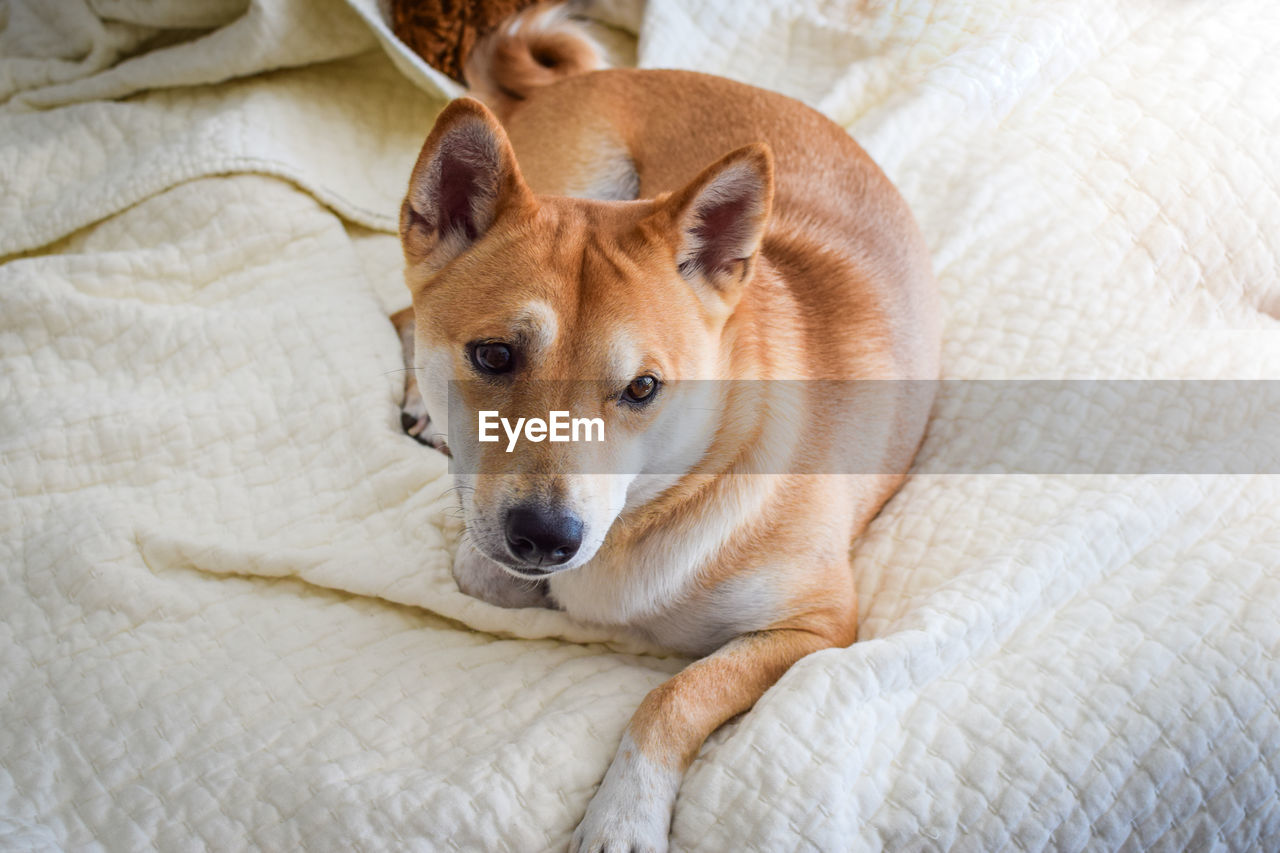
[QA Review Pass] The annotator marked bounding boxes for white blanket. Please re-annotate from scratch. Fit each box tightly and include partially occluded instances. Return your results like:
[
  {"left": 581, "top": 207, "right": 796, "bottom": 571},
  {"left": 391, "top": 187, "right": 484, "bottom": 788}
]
[{"left": 2, "top": 0, "right": 1278, "bottom": 849}]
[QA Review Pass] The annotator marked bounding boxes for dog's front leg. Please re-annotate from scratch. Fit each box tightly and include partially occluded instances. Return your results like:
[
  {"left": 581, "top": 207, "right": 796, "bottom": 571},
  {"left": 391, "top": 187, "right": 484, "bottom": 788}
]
[{"left": 571, "top": 624, "right": 845, "bottom": 853}]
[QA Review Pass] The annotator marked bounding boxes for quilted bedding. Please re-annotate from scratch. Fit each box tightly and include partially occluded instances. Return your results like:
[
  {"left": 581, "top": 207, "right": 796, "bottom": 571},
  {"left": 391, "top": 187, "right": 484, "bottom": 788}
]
[{"left": 2, "top": 0, "right": 1278, "bottom": 849}]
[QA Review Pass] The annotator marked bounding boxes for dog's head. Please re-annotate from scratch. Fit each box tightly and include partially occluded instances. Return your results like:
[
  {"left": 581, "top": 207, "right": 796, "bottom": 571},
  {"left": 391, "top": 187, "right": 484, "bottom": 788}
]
[{"left": 401, "top": 98, "right": 773, "bottom": 580}]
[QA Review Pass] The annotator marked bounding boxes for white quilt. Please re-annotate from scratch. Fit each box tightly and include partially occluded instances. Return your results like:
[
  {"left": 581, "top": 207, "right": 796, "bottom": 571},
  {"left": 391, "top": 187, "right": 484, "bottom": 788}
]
[{"left": 2, "top": 0, "right": 1278, "bottom": 850}]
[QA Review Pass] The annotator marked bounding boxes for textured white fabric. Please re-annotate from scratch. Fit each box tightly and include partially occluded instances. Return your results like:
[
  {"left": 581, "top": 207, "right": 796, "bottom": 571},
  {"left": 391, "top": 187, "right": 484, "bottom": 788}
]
[{"left": 2, "top": 0, "right": 1278, "bottom": 850}]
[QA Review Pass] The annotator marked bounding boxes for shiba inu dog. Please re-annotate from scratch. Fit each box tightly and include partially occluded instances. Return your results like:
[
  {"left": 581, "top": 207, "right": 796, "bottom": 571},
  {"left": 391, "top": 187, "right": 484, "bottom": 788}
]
[{"left": 390, "top": 4, "right": 940, "bottom": 849}]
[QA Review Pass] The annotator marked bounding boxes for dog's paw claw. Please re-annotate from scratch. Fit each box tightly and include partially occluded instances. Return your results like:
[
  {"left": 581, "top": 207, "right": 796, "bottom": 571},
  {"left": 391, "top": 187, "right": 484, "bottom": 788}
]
[
  {"left": 399, "top": 392, "right": 449, "bottom": 453},
  {"left": 407, "top": 422, "right": 450, "bottom": 454}
]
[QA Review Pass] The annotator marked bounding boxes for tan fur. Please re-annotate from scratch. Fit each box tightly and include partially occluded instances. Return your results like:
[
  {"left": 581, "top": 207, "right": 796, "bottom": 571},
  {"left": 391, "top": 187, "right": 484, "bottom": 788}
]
[
  {"left": 395, "top": 8, "right": 941, "bottom": 850},
  {"left": 463, "top": 2, "right": 604, "bottom": 121}
]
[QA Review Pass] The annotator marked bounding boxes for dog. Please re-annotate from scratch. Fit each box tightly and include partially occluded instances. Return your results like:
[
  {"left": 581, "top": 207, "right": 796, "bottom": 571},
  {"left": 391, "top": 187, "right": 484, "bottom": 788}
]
[{"left": 390, "top": 4, "right": 940, "bottom": 849}]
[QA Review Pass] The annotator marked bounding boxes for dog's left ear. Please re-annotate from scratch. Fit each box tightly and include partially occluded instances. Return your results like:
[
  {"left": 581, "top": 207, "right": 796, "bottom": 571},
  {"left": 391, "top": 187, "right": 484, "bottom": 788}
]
[
  {"left": 661, "top": 143, "right": 774, "bottom": 302},
  {"left": 401, "top": 97, "right": 535, "bottom": 276}
]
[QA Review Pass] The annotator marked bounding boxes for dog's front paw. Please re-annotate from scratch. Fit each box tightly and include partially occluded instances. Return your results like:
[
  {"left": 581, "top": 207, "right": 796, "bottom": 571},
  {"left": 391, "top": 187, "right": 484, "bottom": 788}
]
[
  {"left": 400, "top": 383, "right": 449, "bottom": 453},
  {"left": 391, "top": 306, "right": 448, "bottom": 454},
  {"left": 571, "top": 734, "right": 680, "bottom": 853},
  {"left": 571, "top": 807, "right": 668, "bottom": 853},
  {"left": 452, "top": 539, "right": 555, "bottom": 609}
]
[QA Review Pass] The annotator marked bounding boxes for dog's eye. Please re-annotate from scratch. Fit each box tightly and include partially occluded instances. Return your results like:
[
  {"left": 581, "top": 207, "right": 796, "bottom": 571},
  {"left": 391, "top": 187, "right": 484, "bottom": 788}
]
[
  {"left": 471, "top": 341, "right": 514, "bottom": 374},
  {"left": 623, "top": 375, "right": 659, "bottom": 404}
]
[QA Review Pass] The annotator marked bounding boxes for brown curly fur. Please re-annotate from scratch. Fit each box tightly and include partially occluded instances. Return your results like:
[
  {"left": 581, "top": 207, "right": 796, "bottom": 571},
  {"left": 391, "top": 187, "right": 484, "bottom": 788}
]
[{"left": 390, "top": 0, "right": 540, "bottom": 83}]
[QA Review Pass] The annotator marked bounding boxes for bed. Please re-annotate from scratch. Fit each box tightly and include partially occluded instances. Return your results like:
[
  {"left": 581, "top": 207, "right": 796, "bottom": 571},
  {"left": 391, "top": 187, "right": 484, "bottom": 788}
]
[{"left": 2, "top": 0, "right": 1278, "bottom": 849}]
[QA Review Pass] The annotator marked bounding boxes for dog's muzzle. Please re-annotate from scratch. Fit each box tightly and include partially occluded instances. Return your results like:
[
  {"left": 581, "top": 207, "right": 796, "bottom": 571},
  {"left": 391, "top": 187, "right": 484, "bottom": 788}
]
[{"left": 503, "top": 503, "right": 584, "bottom": 572}]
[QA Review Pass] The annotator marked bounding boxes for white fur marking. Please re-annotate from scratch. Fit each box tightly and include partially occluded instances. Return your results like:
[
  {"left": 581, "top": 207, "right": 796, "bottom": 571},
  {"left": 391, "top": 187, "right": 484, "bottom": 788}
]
[
  {"left": 516, "top": 300, "right": 558, "bottom": 355},
  {"left": 607, "top": 330, "right": 641, "bottom": 384},
  {"left": 571, "top": 732, "right": 680, "bottom": 853},
  {"left": 564, "top": 139, "right": 640, "bottom": 201},
  {"left": 452, "top": 538, "right": 551, "bottom": 609}
]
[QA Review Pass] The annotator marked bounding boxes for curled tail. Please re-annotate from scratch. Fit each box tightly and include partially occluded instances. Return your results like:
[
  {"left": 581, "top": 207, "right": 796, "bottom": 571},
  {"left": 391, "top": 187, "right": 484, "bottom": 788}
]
[{"left": 464, "top": 2, "right": 605, "bottom": 123}]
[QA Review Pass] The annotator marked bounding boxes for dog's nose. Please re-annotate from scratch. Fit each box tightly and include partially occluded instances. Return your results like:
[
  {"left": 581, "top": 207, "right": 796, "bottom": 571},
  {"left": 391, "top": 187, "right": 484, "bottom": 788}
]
[{"left": 504, "top": 505, "right": 584, "bottom": 566}]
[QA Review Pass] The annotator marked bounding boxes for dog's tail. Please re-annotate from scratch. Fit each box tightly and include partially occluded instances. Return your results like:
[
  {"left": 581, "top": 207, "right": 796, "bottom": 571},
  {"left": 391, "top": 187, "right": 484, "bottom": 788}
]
[{"left": 464, "top": 2, "right": 605, "bottom": 123}]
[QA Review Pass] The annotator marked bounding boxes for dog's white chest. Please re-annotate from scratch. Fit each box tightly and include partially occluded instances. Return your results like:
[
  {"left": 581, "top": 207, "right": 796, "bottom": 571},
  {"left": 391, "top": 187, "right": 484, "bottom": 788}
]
[{"left": 550, "top": 550, "right": 783, "bottom": 657}]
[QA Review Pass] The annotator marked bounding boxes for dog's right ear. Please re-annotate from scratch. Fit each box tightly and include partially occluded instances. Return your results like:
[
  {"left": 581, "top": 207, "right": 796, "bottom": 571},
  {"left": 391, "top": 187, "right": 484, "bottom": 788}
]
[
  {"left": 401, "top": 98, "right": 534, "bottom": 276},
  {"left": 655, "top": 142, "right": 774, "bottom": 310}
]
